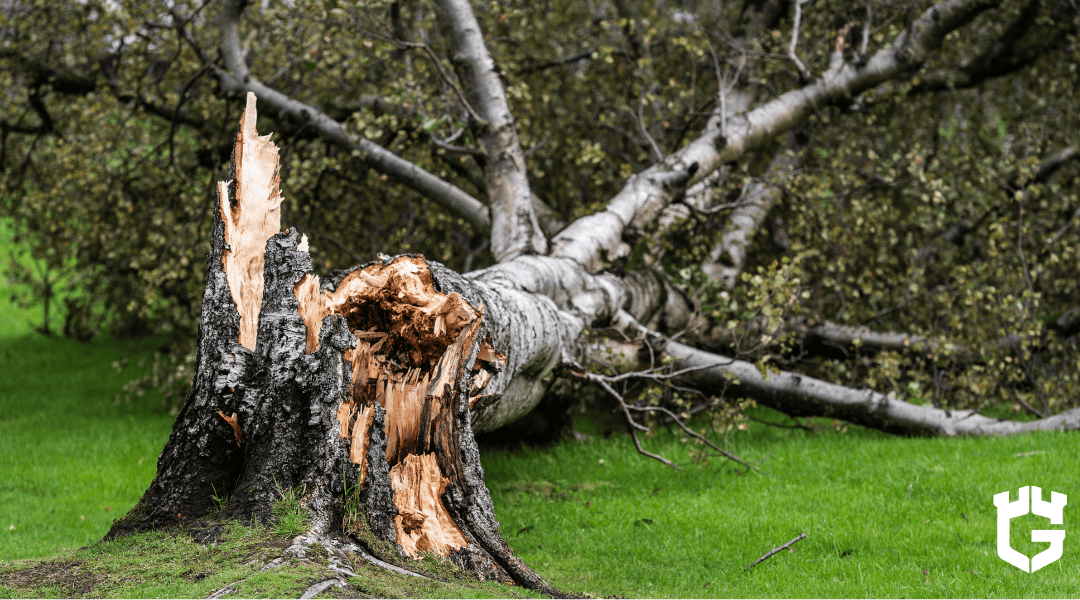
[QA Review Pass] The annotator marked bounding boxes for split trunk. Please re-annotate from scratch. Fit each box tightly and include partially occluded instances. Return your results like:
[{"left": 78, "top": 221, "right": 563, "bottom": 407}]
[{"left": 106, "top": 94, "right": 555, "bottom": 592}]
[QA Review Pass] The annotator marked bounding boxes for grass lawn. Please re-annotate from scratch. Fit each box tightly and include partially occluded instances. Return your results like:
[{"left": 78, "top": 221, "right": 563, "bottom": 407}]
[
  {"left": 1, "top": 223, "right": 1078, "bottom": 596},
  {"left": 483, "top": 415, "right": 1079, "bottom": 597},
  {"left": 0, "top": 335, "right": 173, "bottom": 560}
]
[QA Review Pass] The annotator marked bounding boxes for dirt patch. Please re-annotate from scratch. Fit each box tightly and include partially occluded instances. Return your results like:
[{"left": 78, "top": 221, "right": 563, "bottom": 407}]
[{"left": 0, "top": 560, "right": 97, "bottom": 596}]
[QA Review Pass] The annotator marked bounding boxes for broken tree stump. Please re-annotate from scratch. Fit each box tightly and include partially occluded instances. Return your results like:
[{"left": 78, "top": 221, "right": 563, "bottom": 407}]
[{"left": 106, "top": 93, "right": 554, "bottom": 593}]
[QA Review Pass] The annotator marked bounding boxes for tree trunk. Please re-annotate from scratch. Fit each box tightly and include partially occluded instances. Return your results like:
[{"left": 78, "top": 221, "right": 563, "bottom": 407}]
[{"left": 106, "top": 94, "right": 557, "bottom": 594}]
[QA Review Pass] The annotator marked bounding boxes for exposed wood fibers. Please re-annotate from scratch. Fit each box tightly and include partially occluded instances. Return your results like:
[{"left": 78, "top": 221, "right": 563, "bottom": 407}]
[
  {"left": 390, "top": 453, "right": 468, "bottom": 557},
  {"left": 296, "top": 255, "right": 502, "bottom": 557},
  {"left": 216, "top": 92, "right": 500, "bottom": 559},
  {"left": 220, "top": 92, "right": 284, "bottom": 351}
]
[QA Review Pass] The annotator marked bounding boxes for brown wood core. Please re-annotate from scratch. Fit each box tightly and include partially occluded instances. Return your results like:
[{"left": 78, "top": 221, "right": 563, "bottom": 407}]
[
  {"left": 220, "top": 92, "right": 284, "bottom": 351},
  {"left": 296, "top": 255, "right": 500, "bottom": 557},
  {"left": 390, "top": 453, "right": 469, "bottom": 557}
]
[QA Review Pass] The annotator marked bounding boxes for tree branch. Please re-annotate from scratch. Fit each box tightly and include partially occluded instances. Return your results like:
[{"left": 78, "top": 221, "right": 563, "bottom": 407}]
[
  {"left": 435, "top": 0, "right": 547, "bottom": 261},
  {"left": 216, "top": 0, "right": 491, "bottom": 231},
  {"left": 910, "top": 0, "right": 1076, "bottom": 94},
  {"left": 666, "top": 339, "right": 1080, "bottom": 436},
  {"left": 787, "top": 0, "right": 813, "bottom": 81},
  {"left": 2, "top": 52, "right": 210, "bottom": 131},
  {"left": 702, "top": 134, "right": 801, "bottom": 288},
  {"left": 550, "top": 0, "right": 1002, "bottom": 272}
]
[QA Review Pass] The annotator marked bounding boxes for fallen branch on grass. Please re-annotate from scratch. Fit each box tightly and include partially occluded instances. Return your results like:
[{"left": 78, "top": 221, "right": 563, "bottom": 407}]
[
  {"left": 746, "top": 532, "right": 807, "bottom": 570},
  {"left": 581, "top": 370, "right": 766, "bottom": 475}
]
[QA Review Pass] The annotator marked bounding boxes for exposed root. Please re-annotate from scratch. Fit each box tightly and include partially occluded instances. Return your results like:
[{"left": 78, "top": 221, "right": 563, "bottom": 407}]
[
  {"left": 205, "top": 525, "right": 431, "bottom": 599},
  {"left": 299, "top": 578, "right": 346, "bottom": 599}
]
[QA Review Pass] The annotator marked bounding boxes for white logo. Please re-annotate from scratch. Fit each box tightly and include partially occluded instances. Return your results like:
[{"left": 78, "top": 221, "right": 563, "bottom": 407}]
[{"left": 994, "top": 486, "right": 1067, "bottom": 572}]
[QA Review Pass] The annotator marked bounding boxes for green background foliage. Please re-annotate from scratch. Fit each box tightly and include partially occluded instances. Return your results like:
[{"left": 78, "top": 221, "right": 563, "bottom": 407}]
[{"left": 1, "top": 0, "right": 1078, "bottom": 417}]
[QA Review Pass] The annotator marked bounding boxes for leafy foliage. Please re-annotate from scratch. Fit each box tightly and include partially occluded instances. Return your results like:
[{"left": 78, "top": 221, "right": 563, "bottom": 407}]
[{"left": 1, "top": 0, "right": 1077, "bottom": 419}]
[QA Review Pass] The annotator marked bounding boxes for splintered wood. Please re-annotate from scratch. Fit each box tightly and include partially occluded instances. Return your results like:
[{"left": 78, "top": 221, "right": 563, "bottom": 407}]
[
  {"left": 390, "top": 453, "right": 468, "bottom": 557},
  {"left": 336, "top": 402, "right": 375, "bottom": 485},
  {"left": 219, "top": 92, "right": 284, "bottom": 351},
  {"left": 212, "top": 95, "right": 490, "bottom": 561},
  {"left": 296, "top": 256, "right": 499, "bottom": 558}
]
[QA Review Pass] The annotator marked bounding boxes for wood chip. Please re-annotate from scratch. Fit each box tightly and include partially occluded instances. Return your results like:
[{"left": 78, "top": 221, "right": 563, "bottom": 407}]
[{"left": 216, "top": 411, "right": 244, "bottom": 447}]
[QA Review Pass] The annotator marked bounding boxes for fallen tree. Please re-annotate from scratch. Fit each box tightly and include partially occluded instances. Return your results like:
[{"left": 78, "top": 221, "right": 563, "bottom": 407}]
[{"left": 7, "top": 0, "right": 1076, "bottom": 592}]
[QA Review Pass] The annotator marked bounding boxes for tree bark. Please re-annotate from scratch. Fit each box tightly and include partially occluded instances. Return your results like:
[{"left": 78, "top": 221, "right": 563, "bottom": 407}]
[
  {"left": 550, "top": 0, "right": 1001, "bottom": 273},
  {"left": 436, "top": 0, "right": 547, "bottom": 261}
]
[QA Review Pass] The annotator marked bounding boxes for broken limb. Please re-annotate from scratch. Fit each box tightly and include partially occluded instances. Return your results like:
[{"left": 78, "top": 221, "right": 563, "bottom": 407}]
[
  {"left": 551, "top": 0, "right": 1002, "bottom": 272},
  {"left": 665, "top": 339, "right": 1080, "bottom": 436},
  {"left": 747, "top": 533, "right": 807, "bottom": 569}
]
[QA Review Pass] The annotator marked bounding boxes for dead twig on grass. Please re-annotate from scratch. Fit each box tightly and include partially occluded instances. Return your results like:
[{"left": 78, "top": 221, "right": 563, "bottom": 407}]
[{"left": 747, "top": 532, "right": 807, "bottom": 570}]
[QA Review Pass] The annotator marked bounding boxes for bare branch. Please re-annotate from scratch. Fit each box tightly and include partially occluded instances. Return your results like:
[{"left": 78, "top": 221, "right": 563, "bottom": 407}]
[
  {"left": 859, "top": 1, "right": 873, "bottom": 59},
  {"left": 435, "top": 0, "right": 546, "bottom": 261},
  {"left": 551, "top": 0, "right": 1002, "bottom": 272},
  {"left": 702, "top": 134, "right": 801, "bottom": 288},
  {"left": 217, "top": 0, "right": 490, "bottom": 231},
  {"left": 585, "top": 372, "right": 684, "bottom": 470},
  {"left": 747, "top": 533, "right": 807, "bottom": 570},
  {"left": 787, "top": 0, "right": 813, "bottom": 81},
  {"left": 392, "top": 40, "right": 486, "bottom": 125},
  {"left": 666, "top": 339, "right": 1080, "bottom": 436},
  {"left": 626, "top": 403, "right": 767, "bottom": 474}
]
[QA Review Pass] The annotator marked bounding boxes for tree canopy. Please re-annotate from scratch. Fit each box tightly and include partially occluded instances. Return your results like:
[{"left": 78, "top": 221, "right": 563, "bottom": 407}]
[{"left": 2, "top": 0, "right": 1079, "bottom": 426}]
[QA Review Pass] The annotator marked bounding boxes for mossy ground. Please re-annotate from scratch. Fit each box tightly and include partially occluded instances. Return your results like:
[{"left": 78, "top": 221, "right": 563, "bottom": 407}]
[{"left": 0, "top": 520, "right": 547, "bottom": 599}]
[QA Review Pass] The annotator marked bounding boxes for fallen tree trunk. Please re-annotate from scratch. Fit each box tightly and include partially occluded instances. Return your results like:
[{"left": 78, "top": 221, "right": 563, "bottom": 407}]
[
  {"left": 106, "top": 94, "right": 557, "bottom": 593},
  {"left": 107, "top": 13, "right": 1078, "bottom": 580},
  {"left": 666, "top": 339, "right": 1080, "bottom": 436}
]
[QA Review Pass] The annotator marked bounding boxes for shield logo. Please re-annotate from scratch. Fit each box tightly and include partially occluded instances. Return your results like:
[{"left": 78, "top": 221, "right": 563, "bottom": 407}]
[{"left": 993, "top": 486, "right": 1067, "bottom": 572}]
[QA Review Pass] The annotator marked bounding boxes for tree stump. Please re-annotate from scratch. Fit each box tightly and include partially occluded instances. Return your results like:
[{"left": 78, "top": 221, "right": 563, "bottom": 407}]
[{"left": 106, "top": 93, "right": 555, "bottom": 593}]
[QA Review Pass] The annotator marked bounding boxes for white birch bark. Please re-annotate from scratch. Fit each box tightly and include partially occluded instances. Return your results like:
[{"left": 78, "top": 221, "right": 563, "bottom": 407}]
[
  {"left": 549, "top": 0, "right": 1000, "bottom": 273},
  {"left": 435, "top": 0, "right": 547, "bottom": 261}
]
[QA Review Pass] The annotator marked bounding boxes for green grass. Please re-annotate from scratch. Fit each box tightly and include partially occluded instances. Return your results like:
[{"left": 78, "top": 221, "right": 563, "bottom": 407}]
[
  {"left": 2, "top": 221, "right": 1079, "bottom": 596},
  {"left": 271, "top": 484, "right": 310, "bottom": 539},
  {"left": 0, "top": 335, "right": 174, "bottom": 560},
  {"left": 482, "top": 415, "right": 1080, "bottom": 597},
  {"left": 3, "top": 334, "right": 1079, "bottom": 598}
]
